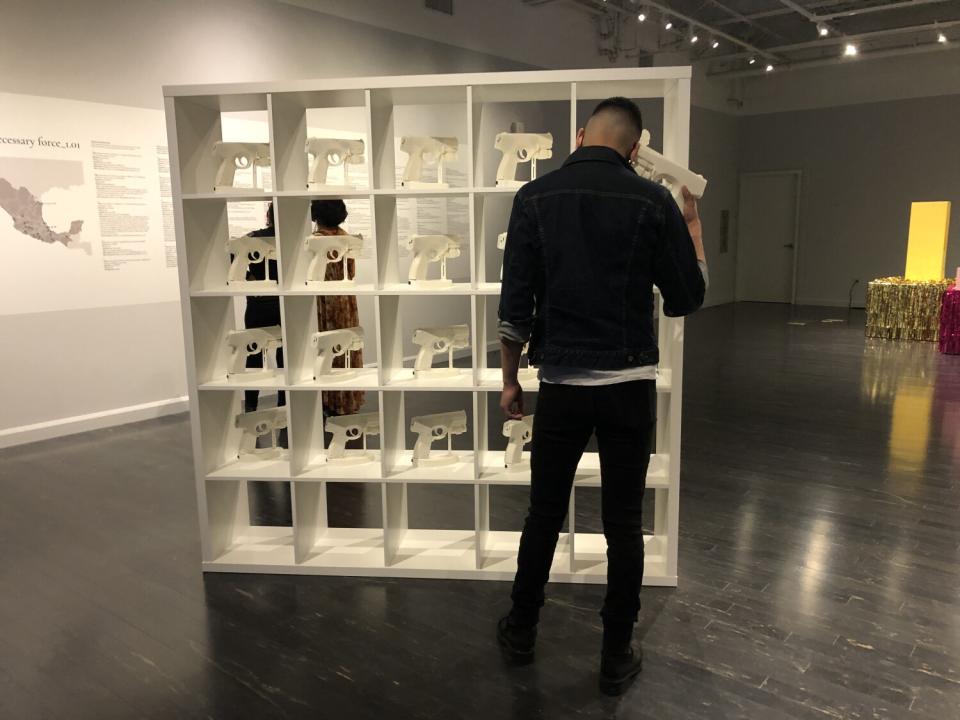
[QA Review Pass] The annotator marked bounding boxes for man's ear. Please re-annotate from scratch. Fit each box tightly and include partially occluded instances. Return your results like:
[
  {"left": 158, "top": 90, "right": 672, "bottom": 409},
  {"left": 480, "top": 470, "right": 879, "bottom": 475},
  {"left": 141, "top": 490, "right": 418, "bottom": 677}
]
[
  {"left": 628, "top": 140, "right": 640, "bottom": 165},
  {"left": 575, "top": 128, "right": 585, "bottom": 149}
]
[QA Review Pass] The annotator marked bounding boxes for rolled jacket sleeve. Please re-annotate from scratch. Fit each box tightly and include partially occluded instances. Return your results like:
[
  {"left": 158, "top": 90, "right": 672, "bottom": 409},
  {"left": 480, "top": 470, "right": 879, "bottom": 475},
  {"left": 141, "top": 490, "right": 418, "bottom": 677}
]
[{"left": 498, "top": 191, "right": 540, "bottom": 344}]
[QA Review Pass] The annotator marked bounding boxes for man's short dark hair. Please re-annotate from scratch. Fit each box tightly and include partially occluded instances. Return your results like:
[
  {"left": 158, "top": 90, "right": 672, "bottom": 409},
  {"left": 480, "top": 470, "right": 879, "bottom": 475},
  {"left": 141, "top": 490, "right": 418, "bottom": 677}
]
[
  {"left": 311, "top": 199, "right": 348, "bottom": 228},
  {"left": 591, "top": 96, "right": 643, "bottom": 137}
]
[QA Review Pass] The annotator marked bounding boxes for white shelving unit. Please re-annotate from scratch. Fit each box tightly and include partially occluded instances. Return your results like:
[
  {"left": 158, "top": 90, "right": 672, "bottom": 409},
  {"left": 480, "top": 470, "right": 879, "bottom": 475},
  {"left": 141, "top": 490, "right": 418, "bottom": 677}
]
[{"left": 164, "top": 68, "right": 691, "bottom": 586}]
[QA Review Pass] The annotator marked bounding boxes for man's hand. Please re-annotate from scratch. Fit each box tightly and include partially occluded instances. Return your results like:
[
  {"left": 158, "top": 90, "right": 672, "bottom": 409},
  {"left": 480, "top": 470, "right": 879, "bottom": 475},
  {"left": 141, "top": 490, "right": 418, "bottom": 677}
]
[
  {"left": 680, "top": 185, "right": 700, "bottom": 226},
  {"left": 680, "top": 186, "right": 705, "bottom": 262},
  {"left": 501, "top": 382, "right": 524, "bottom": 419}
]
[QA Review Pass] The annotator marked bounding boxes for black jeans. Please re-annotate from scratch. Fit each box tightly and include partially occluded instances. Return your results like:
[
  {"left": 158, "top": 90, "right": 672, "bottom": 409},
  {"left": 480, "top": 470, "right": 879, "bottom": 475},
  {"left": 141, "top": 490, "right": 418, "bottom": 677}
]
[{"left": 510, "top": 379, "right": 656, "bottom": 626}]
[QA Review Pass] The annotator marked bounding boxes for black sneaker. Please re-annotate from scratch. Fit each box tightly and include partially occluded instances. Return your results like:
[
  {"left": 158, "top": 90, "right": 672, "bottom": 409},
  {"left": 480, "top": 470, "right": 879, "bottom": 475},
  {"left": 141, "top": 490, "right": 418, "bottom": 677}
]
[
  {"left": 497, "top": 616, "right": 536, "bottom": 661},
  {"left": 599, "top": 646, "right": 643, "bottom": 696}
]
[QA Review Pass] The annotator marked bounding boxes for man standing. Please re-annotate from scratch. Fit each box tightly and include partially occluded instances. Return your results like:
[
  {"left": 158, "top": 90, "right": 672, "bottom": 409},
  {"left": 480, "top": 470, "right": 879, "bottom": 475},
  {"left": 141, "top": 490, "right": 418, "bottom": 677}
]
[{"left": 496, "top": 97, "right": 707, "bottom": 695}]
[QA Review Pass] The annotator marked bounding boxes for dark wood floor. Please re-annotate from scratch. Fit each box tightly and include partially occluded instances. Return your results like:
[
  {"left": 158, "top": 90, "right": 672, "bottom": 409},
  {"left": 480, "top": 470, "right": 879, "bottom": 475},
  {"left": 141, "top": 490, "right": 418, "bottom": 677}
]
[{"left": 1, "top": 303, "right": 958, "bottom": 719}]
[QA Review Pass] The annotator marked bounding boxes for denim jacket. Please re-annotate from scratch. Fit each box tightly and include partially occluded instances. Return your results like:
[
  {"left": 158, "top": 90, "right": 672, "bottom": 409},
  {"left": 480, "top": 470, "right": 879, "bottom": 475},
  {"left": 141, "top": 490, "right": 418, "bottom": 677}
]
[{"left": 498, "top": 145, "right": 705, "bottom": 369}]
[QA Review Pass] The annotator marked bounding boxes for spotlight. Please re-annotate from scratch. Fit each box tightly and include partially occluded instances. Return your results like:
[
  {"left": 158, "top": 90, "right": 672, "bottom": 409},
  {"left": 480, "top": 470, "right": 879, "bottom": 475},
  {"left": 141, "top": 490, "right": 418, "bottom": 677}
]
[
  {"left": 844, "top": 43, "right": 858, "bottom": 56},
  {"left": 664, "top": 17, "right": 673, "bottom": 30},
  {"left": 711, "top": 39, "right": 720, "bottom": 49},
  {"left": 938, "top": 31, "right": 947, "bottom": 43},
  {"left": 765, "top": 63, "right": 774, "bottom": 72},
  {"left": 748, "top": 56, "right": 756, "bottom": 65},
  {"left": 817, "top": 23, "right": 829, "bottom": 37},
  {"left": 638, "top": 12, "right": 646, "bottom": 22},
  {"left": 691, "top": 33, "right": 699, "bottom": 44}
]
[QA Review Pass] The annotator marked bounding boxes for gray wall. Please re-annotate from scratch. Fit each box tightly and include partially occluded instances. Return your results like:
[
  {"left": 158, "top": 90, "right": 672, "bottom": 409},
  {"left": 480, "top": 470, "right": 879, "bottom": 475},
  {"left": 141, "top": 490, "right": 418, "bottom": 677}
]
[
  {"left": 739, "top": 93, "right": 960, "bottom": 307},
  {"left": 691, "top": 107, "right": 740, "bottom": 306},
  {"left": 0, "top": 0, "right": 528, "bottom": 435}
]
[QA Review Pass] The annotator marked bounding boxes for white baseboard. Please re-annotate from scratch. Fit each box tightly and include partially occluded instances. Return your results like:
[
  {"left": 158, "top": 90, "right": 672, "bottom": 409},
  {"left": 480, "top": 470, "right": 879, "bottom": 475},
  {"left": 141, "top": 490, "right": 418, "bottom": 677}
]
[{"left": 0, "top": 396, "right": 189, "bottom": 449}]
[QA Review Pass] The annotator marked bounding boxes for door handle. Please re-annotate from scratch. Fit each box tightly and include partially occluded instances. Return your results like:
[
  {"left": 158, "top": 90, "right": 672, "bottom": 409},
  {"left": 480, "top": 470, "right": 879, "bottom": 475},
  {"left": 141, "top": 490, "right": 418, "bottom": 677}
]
[{"left": 783, "top": 243, "right": 795, "bottom": 249}]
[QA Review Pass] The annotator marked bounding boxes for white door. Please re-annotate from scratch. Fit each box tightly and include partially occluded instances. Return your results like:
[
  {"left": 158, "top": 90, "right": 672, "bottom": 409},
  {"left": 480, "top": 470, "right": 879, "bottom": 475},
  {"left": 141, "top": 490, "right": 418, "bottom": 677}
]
[{"left": 736, "top": 172, "right": 800, "bottom": 303}]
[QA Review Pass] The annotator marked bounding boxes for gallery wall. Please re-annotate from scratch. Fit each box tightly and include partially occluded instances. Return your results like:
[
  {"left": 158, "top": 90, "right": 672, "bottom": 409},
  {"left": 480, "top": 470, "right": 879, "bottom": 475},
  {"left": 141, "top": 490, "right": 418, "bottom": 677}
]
[
  {"left": 0, "top": 0, "right": 530, "bottom": 445},
  {"left": 739, "top": 93, "right": 960, "bottom": 307},
  {"left": 2, "top": 0, "right": 956, "bottom": 445}
]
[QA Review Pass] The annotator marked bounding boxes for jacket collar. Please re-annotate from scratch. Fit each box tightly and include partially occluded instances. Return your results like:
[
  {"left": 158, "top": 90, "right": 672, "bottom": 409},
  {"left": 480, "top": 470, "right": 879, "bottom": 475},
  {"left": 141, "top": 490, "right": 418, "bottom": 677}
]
[{"left": 563, "top": 144, "right": 633, "bottom": 170}]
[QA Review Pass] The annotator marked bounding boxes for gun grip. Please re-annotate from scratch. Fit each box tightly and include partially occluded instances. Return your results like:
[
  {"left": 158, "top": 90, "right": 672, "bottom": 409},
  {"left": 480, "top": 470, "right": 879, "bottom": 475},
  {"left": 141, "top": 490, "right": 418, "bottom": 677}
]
[
  {"left": 408, "top": 252, "right": 429, "bottom": 282},
  {"left": 413, "top": 433, "right": 434, "bottom": 460},
  {"left": 497, "top": 154, "right": 519, "bottom": 183},
  {"left": 215, "top": 159, "right": 237, "bottom": 189},
  {"left": 413, "top": 346, "right": 434, "bottom": 373},
  {"left": 403, "top": 153, "right": 423, "bottom": 183},
  {"left": 309, "top": 154, "right": 330, "bottom": 185},
  {"left": 314, "top": 349, "right": 335, "bottom": 378},
  {"left": 327, "top": 436, "right": 346, "bottom": 459}
]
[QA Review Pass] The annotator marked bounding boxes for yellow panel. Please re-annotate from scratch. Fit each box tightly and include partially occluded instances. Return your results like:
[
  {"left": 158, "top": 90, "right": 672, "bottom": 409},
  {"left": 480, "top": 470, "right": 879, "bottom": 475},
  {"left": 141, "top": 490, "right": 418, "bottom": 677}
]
[{"left": 904, "top": 201, "right": 951, "bottom": 281}]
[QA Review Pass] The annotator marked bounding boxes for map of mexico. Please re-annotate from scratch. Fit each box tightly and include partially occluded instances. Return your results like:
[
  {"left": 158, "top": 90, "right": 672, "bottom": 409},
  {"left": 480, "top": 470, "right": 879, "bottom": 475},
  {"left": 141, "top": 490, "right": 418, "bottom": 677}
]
[
  {"left": 0, "top": 175, "right": 85, "bottom": 251},
  {"left": 0, "top": 156, "right": 88, "bottom": 253}
]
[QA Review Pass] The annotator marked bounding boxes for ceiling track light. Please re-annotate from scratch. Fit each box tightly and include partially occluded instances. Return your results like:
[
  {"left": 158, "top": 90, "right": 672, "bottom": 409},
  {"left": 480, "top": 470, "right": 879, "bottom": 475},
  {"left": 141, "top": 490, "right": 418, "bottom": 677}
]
[
  {"left": 816, "top": 23, "right": 829, "bottom": 37},
  {"left": 691, "top": 32, "right": 699, "bottom": 44},
  {"left": 711, "top": 38, "right": 720, "bottom": 49},
  {"left": 637, "top": 11, "right": 646, "bottom": 22},
  {"left": 748, "top": 56, "right": 756, "bottom": 65},
  {"left": 664, "top": 16, "right": 673, "bottom": 30},
  {"left": 844, "top": 42, "right": 858, "bottom": 56},
  {"left": 937, "top": 30, "right": 947, "bottom": 43},
  {"left": 765, "top": 63, "right": 774, "bottom": 72}
]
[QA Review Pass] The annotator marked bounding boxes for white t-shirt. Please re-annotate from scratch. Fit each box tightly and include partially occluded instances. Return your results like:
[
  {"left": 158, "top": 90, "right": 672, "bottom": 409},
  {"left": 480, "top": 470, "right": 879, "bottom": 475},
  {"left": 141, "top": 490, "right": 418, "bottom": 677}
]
[{"left": 539, "top": 363, "right": 657, "bottom": 386}]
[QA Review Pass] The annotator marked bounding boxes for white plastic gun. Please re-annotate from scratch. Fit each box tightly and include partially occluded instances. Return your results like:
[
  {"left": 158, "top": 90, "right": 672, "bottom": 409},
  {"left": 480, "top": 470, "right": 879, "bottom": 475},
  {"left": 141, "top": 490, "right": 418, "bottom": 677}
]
[
  {"left": 497, "top": 231, "right": 508, "bottom": 280},
  {"left": 495, "top": 132, "right": 553, "bottom": 188},
  {"left": 412, "top": 324, "right": 469, "bottom": 376},
  {"left": 311, "top": 327, "right": 364, "bottom": 381},
  {"left": 404, "top": 234, "right": 461, "bottom": 287},
  {"left": 225, "top": 234, "right": 277, "bottom": 287},
  {"left": 633, "top": 129, "right": 707, "bottom": 206},
  {"left": 305, "top": 137, "right": 365, "bottom": 190},
  {"left": 410, "top": 410, "right": 468, "bottom": 467},
  {"left": 503, "top": 415, "right": 534, "bottom": 471},
  {"left": 304, "top": 233, "right": 363, "bottom": 286},
  {"left": 225, "top": 326, "right": 283, "bottom": 380},
  {"left": 213, "top": 141, "right": 271, "bottom": 192},
  {"left": 400, "top": 136, "right": 459, "bottom": 188},
  {"left": 235, "top": 407, "right": 287, "bottom": 461},
  {"left": 325, "top": 412, "right": 379, "bottom": 465}
]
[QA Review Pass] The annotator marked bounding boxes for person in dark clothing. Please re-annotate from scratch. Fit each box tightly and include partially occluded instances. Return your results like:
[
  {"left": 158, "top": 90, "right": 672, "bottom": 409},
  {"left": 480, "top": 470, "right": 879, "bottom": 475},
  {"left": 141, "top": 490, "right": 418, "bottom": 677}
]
[
  {"left": 242, "top": 203, "right": 284, "bottom": 419},
  {"left": 496, "top": 97, "right": 707, "bottom": 695}
]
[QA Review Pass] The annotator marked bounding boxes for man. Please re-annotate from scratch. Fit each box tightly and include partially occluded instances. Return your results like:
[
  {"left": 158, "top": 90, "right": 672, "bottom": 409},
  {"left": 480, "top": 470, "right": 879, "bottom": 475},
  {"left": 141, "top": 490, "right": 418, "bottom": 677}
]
[{"left": 496, "top": 97, "right": 707, "bottom": 695}]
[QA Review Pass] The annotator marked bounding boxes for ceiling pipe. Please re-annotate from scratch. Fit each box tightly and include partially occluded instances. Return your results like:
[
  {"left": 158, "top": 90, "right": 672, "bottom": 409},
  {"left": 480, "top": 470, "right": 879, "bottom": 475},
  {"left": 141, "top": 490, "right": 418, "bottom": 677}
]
[
  {"left": 778, "top": 0, "right": 819, "bottom": 23},
  {"left": 567, "top": 0, "right": 780, "bottom": 59},
  {"left": 714, "top": 0, "right": 954, "bottom": 27},
  {"left": 709, "top": 17, "right": 960, "bottom": 60},
  {"left": 769, "top": 17, "right": 960, "bottom": 52},
  {"left": 706, "top": 0, "right": 789, "bottom": 42},
  {"left": 642, "top": 0, "right": 776, "bottom": 58},
  {"left": 708, "top": 37, "right": 957, "bottom": 78},
  {"left": 806, "top": 0, "right": 955, "bottom": 22}
]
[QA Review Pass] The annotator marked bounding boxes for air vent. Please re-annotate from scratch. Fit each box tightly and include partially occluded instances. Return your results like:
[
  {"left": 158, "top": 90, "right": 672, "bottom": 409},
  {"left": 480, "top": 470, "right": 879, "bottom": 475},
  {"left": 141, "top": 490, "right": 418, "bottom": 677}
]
[{"left": 426, "top": 0, "right": 453, "bottom": 15}]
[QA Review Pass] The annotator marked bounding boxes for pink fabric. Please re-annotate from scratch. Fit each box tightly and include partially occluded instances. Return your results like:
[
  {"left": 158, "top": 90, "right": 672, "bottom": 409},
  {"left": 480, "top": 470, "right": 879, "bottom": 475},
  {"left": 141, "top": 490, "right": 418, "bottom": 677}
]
[{"left": 940, "top": 288, "right": 960, "bottom": 354}]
